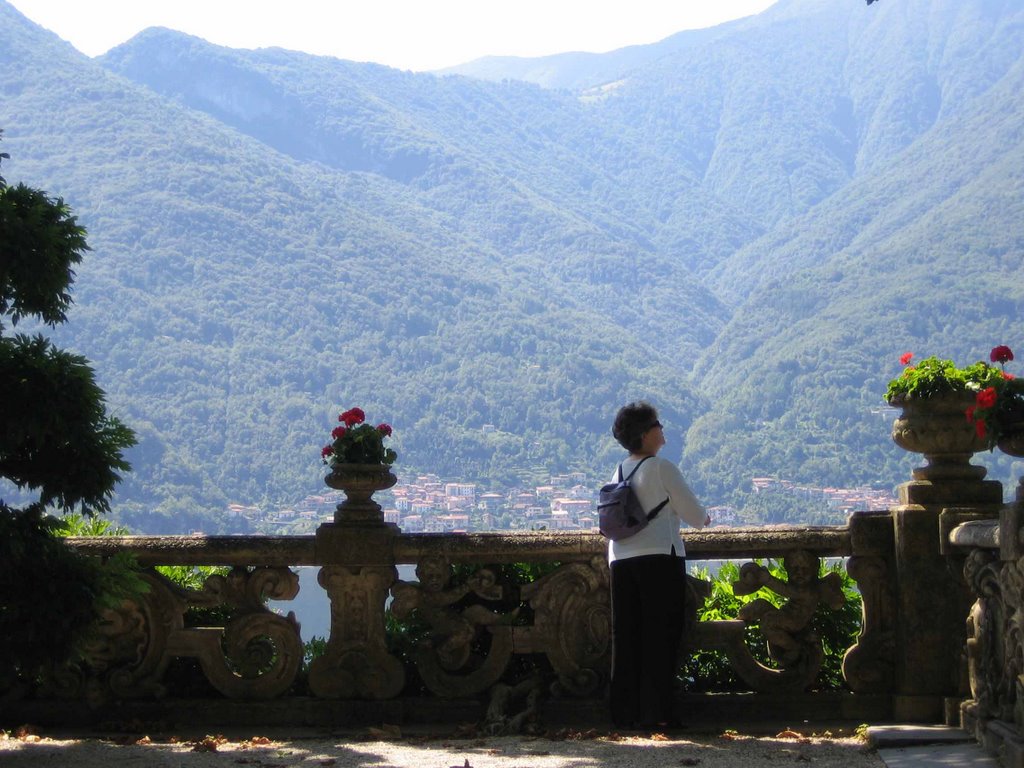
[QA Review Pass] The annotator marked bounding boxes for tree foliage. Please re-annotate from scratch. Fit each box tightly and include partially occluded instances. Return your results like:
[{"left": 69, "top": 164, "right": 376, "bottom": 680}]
[{"left": 0, "top": 134, "right": 138, "bottom": 684}]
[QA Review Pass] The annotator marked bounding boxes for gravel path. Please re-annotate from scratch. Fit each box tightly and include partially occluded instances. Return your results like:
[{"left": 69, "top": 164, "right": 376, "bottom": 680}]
[{"left": 1, "top": 725, "right": 885, "bottom": 768}]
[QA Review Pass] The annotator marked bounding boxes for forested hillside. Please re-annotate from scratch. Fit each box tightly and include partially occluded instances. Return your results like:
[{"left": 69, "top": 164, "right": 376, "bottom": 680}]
[{"left": 1, "top": 0, "right": 1022, "bottom": 532}]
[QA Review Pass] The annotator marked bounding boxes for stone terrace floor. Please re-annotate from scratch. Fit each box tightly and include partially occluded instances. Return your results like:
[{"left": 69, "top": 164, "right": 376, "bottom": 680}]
[
  {"left": 3, "top": 722, "right": 1004, "bottom": 767},
  {"left": 0, "top": 723, "right": 885, "bottom": 768}
]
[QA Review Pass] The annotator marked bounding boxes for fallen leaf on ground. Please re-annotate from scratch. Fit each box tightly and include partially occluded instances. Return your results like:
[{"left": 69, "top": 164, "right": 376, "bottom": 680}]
[
  {"left": 364, "top": 724, "right": 403, "bottom": 740},
  {"left": 545, "top": 728, "right": 600, "bottom": 741},
  {"left": 776, "top": 730, "right": 802, "bottom": 739},
  {"left": 192, "top": 734, "right": 228, "bottom": 752}
]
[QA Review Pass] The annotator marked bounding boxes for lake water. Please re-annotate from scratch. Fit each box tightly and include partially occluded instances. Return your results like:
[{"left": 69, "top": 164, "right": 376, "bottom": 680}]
[{"left": 268, "top": 564, "right": 415, "bottom": 642}]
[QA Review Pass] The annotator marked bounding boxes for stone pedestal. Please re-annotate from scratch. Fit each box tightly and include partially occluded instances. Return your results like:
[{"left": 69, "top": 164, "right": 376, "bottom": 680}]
[
  {"left": 307, "top": 468, "right": 405, "bottom": 699},
  {"left": 891, "top": 477, "right": 1003, "bottom": 723}
]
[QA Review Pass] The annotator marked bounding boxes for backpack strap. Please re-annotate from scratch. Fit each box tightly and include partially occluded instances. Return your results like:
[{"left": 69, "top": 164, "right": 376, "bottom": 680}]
[
  {"left": 623, "top": 455, "right": 652, "bottom": 482},
  {"left": 646, "top": 497, "right": 670, "bottom": 522}
]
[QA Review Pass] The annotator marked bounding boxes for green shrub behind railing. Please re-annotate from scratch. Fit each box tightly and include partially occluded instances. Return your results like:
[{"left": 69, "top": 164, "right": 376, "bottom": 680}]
[{"left": 683, "top": 559, "right": 862, "bottom": 691}]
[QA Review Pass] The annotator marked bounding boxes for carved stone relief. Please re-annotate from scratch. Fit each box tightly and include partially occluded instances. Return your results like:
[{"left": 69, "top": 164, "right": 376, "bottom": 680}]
[
  {"left": 308, "top": 565, "right": 405, "bottom": 699},
  {"left": 728, "top": 550, "right": 845, "bottom": 693},
  {"left": 842, "top": 555, "right": 896, "bottom": 693},
  {"left": 963, "top": 548, "right": 1024, "bottom": 727},
  {"left": 520, "top": 555, "right": 610, "bottom": 696},
  {"left": 48, "top": 566, "right": 303, "bottom": 702},
  {"left": 390, "top": 556, "right": 517, "bottom": 698}
]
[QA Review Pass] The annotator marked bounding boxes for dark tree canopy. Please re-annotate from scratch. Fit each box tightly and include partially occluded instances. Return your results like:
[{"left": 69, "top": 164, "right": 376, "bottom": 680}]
[
  {"left": 0, "top": 182, "right": 87, "bottom": 331},
  {"left": 0, "top": 131, "right": 134, "bottom": 516},
  {"left": 0, "top": 131, "right": 138, "bottom": 684}
]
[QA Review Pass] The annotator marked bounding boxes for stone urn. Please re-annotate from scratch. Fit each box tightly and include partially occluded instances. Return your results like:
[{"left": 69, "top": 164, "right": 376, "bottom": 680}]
[
  {"left": 995, "top": 403, "right": 1024, "bottom": 458},
  {"left": 890, "top": 392, "right": 988, "bottom": 481},
  {"left": 324, "top": 462, "right": 397, "bottom": 525}
]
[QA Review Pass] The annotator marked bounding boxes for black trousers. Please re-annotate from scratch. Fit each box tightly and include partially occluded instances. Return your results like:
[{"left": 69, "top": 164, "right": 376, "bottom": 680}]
[{"left": 609, "top": 553, "right": 687, "bottom": 727}]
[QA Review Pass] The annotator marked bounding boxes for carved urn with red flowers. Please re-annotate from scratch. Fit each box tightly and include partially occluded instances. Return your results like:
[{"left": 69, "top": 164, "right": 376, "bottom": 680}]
[
  {"left": 320, "top": 406, "right": 397, "bottom": 525},
  {"left": 885, "top": 350, "right": 1017, "bottom": 481}
]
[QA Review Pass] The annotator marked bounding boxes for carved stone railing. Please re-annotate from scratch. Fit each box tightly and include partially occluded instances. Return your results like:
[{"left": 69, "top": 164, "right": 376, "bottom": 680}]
[
  {"left": 23, "top": 524, "right": 889, "bottom": 720},
  {"left": 952, "top": 477, "right": 1024, "bottom": 766},
  {"left": 8, "top": 484, "right": 1008, "bottom": 732}
]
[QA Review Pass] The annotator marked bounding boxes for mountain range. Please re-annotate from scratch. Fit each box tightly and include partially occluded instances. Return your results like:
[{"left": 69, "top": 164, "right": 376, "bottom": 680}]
[{"left": 1, "top": 0, "right": 1022, "bottom": 532}]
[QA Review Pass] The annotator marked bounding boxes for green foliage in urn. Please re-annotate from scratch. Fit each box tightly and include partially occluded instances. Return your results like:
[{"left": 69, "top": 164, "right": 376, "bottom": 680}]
[
  {"left": 321, "top": 407, "right": 397, "bottom": 467},
  {"left": 885, "top": 353, "right": 1005, "bottom": 402}
]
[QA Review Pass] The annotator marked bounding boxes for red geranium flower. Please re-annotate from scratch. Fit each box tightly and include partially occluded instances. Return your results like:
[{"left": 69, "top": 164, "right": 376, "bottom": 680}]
[
  {"left": 975, "top": 419, "right": 987, "bottom": 439},
  {"left": 322, "top": 407, "right": 397, "bottom": 466},
  {"left": 1004, "top": 372, "right": 1016, "bottom": 380},
  {"left": 976, "top": 386, "right": 998, "bottom": 409},
  {"left": 900, "top": 352, "right": 914, "bottom": 366},
  {"left": 339, "top": 407, "right": 366, "bottom": 427},
  {"left": 991, "top": 345, "right": 1014, "bottom": 365}
]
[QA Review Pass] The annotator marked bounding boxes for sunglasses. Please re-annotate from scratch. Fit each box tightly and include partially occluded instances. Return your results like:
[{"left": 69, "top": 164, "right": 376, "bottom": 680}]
[{"left": 647, "top": 420, "right": 663, "bottom": 431}]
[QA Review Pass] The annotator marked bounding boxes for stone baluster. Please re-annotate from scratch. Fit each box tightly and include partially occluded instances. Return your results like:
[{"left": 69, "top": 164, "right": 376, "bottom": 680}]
[{"left": 308, "top": 465, "right": 405, "bottom": 699}]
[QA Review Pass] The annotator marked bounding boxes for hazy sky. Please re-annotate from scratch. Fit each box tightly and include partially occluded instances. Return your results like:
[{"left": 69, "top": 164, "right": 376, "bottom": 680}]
[{"left": 9, "top": 0, "right": 776, "bottom": 71}]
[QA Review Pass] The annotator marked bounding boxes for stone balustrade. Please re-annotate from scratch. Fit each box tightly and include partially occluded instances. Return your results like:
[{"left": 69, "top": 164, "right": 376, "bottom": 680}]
[
  {"left": 5, "top": 479, "right": 1011, "bottom": 741},
  {"left": 35, "top": 523, "right": 886, "bottom": 723}
]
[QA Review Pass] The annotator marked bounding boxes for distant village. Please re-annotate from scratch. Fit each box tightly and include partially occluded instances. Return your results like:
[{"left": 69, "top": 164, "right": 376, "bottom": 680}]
[{"left": 227, "top": 471, "right": 897, "bottom": 535}]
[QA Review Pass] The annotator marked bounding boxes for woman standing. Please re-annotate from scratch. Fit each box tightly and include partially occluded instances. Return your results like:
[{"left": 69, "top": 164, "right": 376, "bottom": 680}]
[{"left": 608, "top": 401, "right": 710, "bottom": 730}]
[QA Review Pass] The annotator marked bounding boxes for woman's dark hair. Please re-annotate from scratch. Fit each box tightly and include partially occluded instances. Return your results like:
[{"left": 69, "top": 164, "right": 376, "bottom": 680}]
[{"left": 612, "top": 401, "right": 659, "bottom": 453}]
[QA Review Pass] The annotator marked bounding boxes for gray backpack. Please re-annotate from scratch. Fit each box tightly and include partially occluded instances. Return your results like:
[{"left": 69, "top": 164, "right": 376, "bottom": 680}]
[{"left": 597, "top": 456, "right": 669, "bottom": 541}]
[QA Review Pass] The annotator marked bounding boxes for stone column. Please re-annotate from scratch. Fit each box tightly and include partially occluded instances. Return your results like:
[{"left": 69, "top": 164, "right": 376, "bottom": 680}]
[
  {"left": 891, "top": 474, "right": 1002, "bottom": 722},
  {"left": 842, "top": 510, "right": 896, "bottom": 696},
  {"left": 307, "top": 475, "right": 405, "bottom": 699}
]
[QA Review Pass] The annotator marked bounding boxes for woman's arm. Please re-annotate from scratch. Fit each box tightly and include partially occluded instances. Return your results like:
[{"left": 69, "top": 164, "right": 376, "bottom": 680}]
[{"left": 659, "top": 459, "right": 708, "bottom": 529}]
